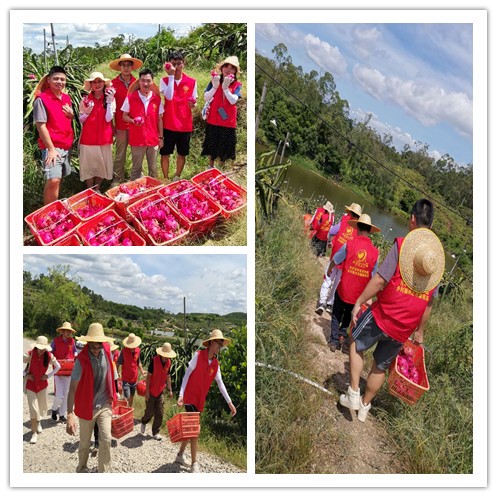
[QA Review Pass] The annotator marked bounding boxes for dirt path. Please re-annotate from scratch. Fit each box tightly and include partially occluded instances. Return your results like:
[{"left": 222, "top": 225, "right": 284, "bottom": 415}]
[{"left": 303, "top": 257, "right": 404, "bottom": 474}]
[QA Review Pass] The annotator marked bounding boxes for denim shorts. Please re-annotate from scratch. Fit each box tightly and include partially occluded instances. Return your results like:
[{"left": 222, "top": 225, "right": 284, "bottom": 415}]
[
  {"left": 122, "top": 381, "right": 137, "bottom": 398},
  {"left": 351, "top": 307, "right": 403, "bottom": 371},
  {"left": 40, "top": 148, "right": 72, "bottom": 180}
]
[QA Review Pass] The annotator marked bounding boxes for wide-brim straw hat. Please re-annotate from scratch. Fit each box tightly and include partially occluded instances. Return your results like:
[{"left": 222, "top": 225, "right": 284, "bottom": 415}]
[
  {"left": 34, "top": 74, "right": 69, "bottom": 97},
  {"left": 109, "top": 53, "right": 143, "bottom": 72},
  {"left": 76, "top": 323, "right": 114, "bottom": 343},
  {"left": 215, "top": 56, "right": 241, "bottom": 77},
  {"left": 83, "top": 71, "right": 111, "bottom": 92},
  {"left": 399, "top": 228, "right": 445, "bottom": 293},
  {"left": 128, "top": 79, "right": 161, "bottom": 97},
  {"left": 56, "top": 321, "right": 77, "bottom": 334},
  {"left": 156, "top": 342, "right": 176, "bottom": 358},
  {"left": 123, "top": 333, "right": 142, "bottom": 348},
  {"left": 110, "top": 343, "right": 120, "bottom": 352},
  {"left": 345, "top": 203, "right": 363, "bottom": 217},
  {"left": 323, "top": 201, "right": 335, "bottom": 214},
  {"left": 348, "top": 213, "right": 381, "bottom": 233},
  {"left": 33, "top": 336, "right": 52, "bottom": 351},
  {"left": 202, "top": 329, "right": 231, "bottom": 348}
]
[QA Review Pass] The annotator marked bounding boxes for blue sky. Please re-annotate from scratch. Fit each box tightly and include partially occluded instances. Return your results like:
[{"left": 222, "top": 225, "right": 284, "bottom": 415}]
[
  {"left": 23, "top": 23, "right": 202, "bottom": 54},
  {"left": 256, "top": 23, "right": 473, "bottom": 166},
  {"left": 23, "top": 254, "right": 247, "bottom": 315}
]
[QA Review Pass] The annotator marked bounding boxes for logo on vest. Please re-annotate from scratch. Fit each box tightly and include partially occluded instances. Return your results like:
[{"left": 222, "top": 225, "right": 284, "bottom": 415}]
[
  {"left": 355, "top": 249, "right": 367, "bottom": 262},
  {"left": 209, "top": 367, "right": 216, "bottom": 376}
]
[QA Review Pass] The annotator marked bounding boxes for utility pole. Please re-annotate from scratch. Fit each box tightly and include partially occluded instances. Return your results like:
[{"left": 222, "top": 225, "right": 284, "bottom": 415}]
[
  {"left": 255, "top": 81, "right": 268, "bottom": 135},
  {"left": 43, "top": 29, "right": 47, "bottom": 72},
  {"left": 279, "top": 131, "right": 291, "bottom": 164},
  {"left": 183, "top": 296, "right": 187, "bottom": 347},
  {"left": 50, "top": 23, "right": 58, "bottom": 65}
]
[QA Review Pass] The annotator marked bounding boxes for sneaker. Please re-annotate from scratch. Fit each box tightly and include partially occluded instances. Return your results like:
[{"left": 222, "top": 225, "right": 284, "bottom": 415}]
[
  {"left": 326, "top": 305, "right": 333, "bottom": 315},
  {"left": 30, "top": 432, "right": 38, "bottom": 444},
  {"left": 191, "top": 462, "right": 200, "bottom": 473},
  {"left": 315, "top": 305, "right": 325, "bottom": 316},
  {"left": 339, "top": 386, "right": 361, "bottom": 410},
  {"left": 328, "top": 342, "right": 339, "bottom": 352},
  {"left": 140, "top": 423, "right": 146, "bottom": 435},
  {"left": 172, "top": 175, "right": 180, "bottom": 182},
  {"left": 51, "top": 409, "right": 58, "bottom": 421},
  {"left": 358, "top": 397, "right": 371, "bottom": 422},
  {"left": 153, "top": 433, "right": 162, "bottom": 441},
  {"left": 175, "top": 452, "right": 187, "bottom": 465},
  {"left": 59, "top": 415, "right": 67, "bottom": 423},
  {"left": 36, "top": 423, "right": 42, "bottom": 434}
]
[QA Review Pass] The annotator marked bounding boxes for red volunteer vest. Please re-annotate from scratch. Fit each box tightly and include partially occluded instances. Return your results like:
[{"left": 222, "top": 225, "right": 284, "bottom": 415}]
[
  {"left": 26, "top": 350, "right": 52, "bottom": 393},
  {"left": 337, "top": 236, "right": 379, "bottom": 304},
  {"left": 162, "top": 73, "right": 195, "bottom": 132},
  {"left": 127, "top": 91, "right": 161, "bottom": 147},
  {"left": 371, "top": 238, "right": 436, "bottom": 343},
  {"left": 206, "top": 80, "right": 242, "bottom": 129},
  {"left": 36, "top": 88, "right": 74, "bottom": 150},
  {"left": 149, "top": 355, "right": 171, "bottom": 397},
  {"left": 112, "top": 349, "right": 119, "bottom": 364},
  {"left": 121, "top": 346, "right": 141, "bottom": 383},
  {"left": 52, "top": 335, "right": 75, "bottom": 360},
  {"left": 79, "top": 94, "right": 113, "bottom": 145},
  {"left": 303, "top": 213, "right": 315, "bottom": 239},
  {"left": 314, "top": 212, "right": 335, "bottom": 241},
  {"left": 330, "top": 213, "right": 358, "bottom": 264},
  {"left": 112, "top": 75, "right": 136, "bottom": 130},
  {"left": 183, "top": 349, "right": 218, "bottom": 412},
  {"left": 74, "top": 343, "right": 116, "bottom": 421}
]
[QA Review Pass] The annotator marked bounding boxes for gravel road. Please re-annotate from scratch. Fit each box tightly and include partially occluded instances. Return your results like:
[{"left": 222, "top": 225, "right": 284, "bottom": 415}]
[{"left": 22, "top": 338, "right": 243, "bottom": 474}]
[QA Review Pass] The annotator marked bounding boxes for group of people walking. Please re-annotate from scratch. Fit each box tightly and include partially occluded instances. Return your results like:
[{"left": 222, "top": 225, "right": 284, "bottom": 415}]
[
  {"left": 309, "top": 198, "right": 444, "bottom": 422},
  {"left": 24, "top": 322, "right": 237, "bottom": 473},
  {"left": 33, "top": 51, "right": 243, "bottom": 205}
]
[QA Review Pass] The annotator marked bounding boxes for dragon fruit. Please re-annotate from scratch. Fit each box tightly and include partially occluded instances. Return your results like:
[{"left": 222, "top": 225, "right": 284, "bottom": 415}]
[{"left": 134, "top": 116, "right": 144, "bottom": 125}]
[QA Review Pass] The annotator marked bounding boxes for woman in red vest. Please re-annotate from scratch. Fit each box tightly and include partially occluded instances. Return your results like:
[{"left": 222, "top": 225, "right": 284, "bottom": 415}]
[
  {"left": 201, "top": 56, "right": 243, "bottom": 169},
  {"left": 117, "top": 333, "right": 146, "bottom": 408},
  {"left": 327, "top": 214, "right": 380, "bottom": 351},
  {"left": 140, "top": 342, "right": 176, "bottom": 440},
  {"left": 176, "top": 329, "right": 237, "bottom": 473},
  {"left": 310, "top": 201, "right": 335, "bottom": 256},
  {"left": 78, "top": 71, "right": 116, "bottom": 190},
  {"left": 24, "top": 336, "right": 61, "bottom": 444}
]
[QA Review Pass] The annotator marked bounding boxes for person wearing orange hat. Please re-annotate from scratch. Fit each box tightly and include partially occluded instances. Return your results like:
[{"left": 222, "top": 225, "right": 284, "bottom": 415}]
[
  {"left": 175, "top": 329, "right": 237, "bottom": 473},
  {"left": 340, "top": 199, "right": 444, "bottom": 422}
]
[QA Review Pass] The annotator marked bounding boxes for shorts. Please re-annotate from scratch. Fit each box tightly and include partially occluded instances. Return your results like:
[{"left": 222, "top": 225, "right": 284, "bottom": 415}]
[
  {"left": 122, "top": 381, "right": 137, "bottom": 398},
  {"left": 184, "top": 404, "right": 199, "bottom": 412},
  {"left": 351, "top": 308, "right": 403, "bottom": 371},
  {"left": 160, "top": 130, "right": 191, "bottom": 156},
  {"left": 40, "top": 148, "right": 72, "bottom": 180}
]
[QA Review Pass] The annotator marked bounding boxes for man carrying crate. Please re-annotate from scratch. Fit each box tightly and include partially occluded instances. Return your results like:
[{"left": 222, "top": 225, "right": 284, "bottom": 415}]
[
  {"left": 66, "top": 323, "right": 116, "bottom": 473},
  {"left": 339, "top": 199, "right": 444, "bottom": 422}
]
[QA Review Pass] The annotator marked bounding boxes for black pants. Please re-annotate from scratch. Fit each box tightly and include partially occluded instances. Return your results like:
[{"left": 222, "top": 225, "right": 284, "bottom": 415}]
[
  {"left": 330, "top": 291, "right": 354, "bottom": 345},
  {"left": 141, "top": 393, "right": 164, "bottom": 436}
]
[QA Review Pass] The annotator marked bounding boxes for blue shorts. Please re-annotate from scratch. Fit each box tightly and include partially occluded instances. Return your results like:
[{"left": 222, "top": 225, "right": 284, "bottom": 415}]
[
  {"left": 351, "top": 308, "right": 404, "bottom": 371},
  {"left": 40, "top": 148, "right": 72, "bottom": 180},
  {"left": 122, "top": 381, "right": 137, "bottom": 398}
]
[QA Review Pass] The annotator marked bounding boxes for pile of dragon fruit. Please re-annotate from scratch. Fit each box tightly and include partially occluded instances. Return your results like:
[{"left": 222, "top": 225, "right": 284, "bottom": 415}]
[
  {"left": 84, "top": 213, "right": 135, "bottom": 246},
  {"left": 396, "top": 345, "right": 420, "bottom": 384},
  {"left": 201, "top": 180, "right": 244, "bottom": 211},
  {"left": 171, "top": 189, "right": 216, "bottom": 222},
  {"left": 74, "top": 203, "right": 105, "bottom": 219},
  {"left": 118, "top": 184, "right": 147, "bottom": 197},
  {"left": 133, "top": 198, "right": 187, "bottom": 244},
  {"left": 33, "top": 208, "right": 76, "bottom": 244}
]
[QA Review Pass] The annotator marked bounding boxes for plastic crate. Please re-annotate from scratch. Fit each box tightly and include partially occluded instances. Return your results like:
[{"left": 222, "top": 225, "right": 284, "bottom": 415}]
[
  {"left": 65, "top": 188, "right": 115, "bottom": 222},
  {"left": 24, "top": 200, "right": 81, "bottom": 246},
  {"left": 113, "top": 398, "right": 128, "bottom": 408},
  {"left": 388, "top": 339, "right": 430, "bottom": 406},
  {"left": 52, "top": 233, "right": 82, "bottom": 246},
  {"left": 127, "top": 193, "right": 191, "bottom": 246},
  {"left": 166, "top": 412, "right": 200, "bottom": 443},
  {"left": 191, "top": 168, "right": 247, "bottom": 218},
  {"left": 55, "top": 359, "right": 75, "bottom": 376},
  {"left": 158, "top": 182, "right": 221, "bottom": 235},
  {"left": 111, "top": 405, "right": 134, "bottom": 439},
  {"left": 76, "top": 209, "right": 146, "bottom": 246},
  {"left": 105, "top": 176, "right": 163, "bottom": 221}
]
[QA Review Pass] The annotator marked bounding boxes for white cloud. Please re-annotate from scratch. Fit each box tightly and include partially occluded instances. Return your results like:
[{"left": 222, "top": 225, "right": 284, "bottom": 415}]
[{"left": 303, "top": 33, "right": 347, "bottom": 76}]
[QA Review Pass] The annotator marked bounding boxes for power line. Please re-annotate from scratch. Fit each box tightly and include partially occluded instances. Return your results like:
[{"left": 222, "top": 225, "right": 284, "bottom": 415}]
[{"left": 255, "top": 62, "right": 471, "bottom": 225}]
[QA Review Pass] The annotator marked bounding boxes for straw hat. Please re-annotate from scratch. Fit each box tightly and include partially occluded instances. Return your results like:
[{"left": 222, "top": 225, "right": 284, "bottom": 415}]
[
  {"left": 399, "top": 228, "right": 445, "bottom": 293},
  {"left": 123, "top": 333, "right": 142, "bottom": 349},
  {"left": 202, "top": 329, "right": 231, "bottom": 348},
  {"left": 56, "top": 321, "right": 77, "bottom": 334},
  {"left": 83, "top": 71, "right": 111, "bottom": 92},
  {"left": 33, "top": 336, "right": 52, "bottom": 351},
  {"left": 323, "top": 201, "right": 335, "bottom": 214},
  {"left": 109, "top": 53, "right": 143, "bottom": 72},
  {"left": 110, "top": 343, "right": 120, "bottom": 352},
  {"left": 76, "top": 323, "right": 114, "bottom": 343},
  {"left": 345, "top": 203, "right": 363, "bottom": 217},
  {"left": 348, "top": 213, "right": 381, "bottom": 233},
  {"left": 215, "top": 56, "right": 241, "bottom": 77},
  {"left": 156, "top": 342, "right": 177, "bottom": 358}
]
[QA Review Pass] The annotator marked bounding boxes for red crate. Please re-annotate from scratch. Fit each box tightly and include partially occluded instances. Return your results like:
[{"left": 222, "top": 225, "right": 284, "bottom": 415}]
[
  {"left": 65, "top": 188, "right": 115, "bottom": 222},
  {"left": 76, "top": 209, "right": 146, "bottom": 246},
  {"left": 192, "top": 168, "right": 247, "bottom": 219},
  {"left": 24, "top": 200, "right": 81, "bottom": 246},
  {"left": 166, "top": 412, "right": 200, "bottom": 443},
  {"left": 111, "top": 405, "right": 134, "bottom": 439},
  {"left": 53, "top": 233, "right": 82, "bottom": 246},
  {"left": 113, "top": 398, "right": 128, "bottom": 408},
  {"left": 388, "top": 339, "right": 430, "bottom": 406},
  {"left": 105, "top": 176, "right": 163, "bottom": 221},
  {"left": 127, "top": 193, "right": 190, "bottom": 246},
  {"left": 158, "top": 182, "right": 221, "bottom": 235},
  {"left": 55, "top": 359, "right": 75, "bottom": 376}
]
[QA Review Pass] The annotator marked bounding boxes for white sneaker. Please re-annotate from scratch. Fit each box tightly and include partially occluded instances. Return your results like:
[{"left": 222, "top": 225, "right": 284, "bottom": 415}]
[
  {"left": 339, "top": 386, "right": 360, "bottom": 410},
  {"left": 175, "top": 452, "right": 186, "bottom": 465},
  {"left": 358, "top": 397, "right": 371, "bottom": 422},
  {"left": 172, "top": 175, "right": 180, "bottom": 182},
  {"left": 315, "top": 305, "right": 325, "bottom": 316},
  {"left": 30, "top": 432, "right": 38, "bottom": 444},
  {"left": 36, "top": 423, "right": 42, "bottom": 434},
  {"left": 191, "top": 462, "right": 200, "bottom": 473},
  {"left": 140, "top": 423, "right": 146, "bottom": 435},
  {"left": 153, "top": 433, "right": 162, "bottom": 441}
]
